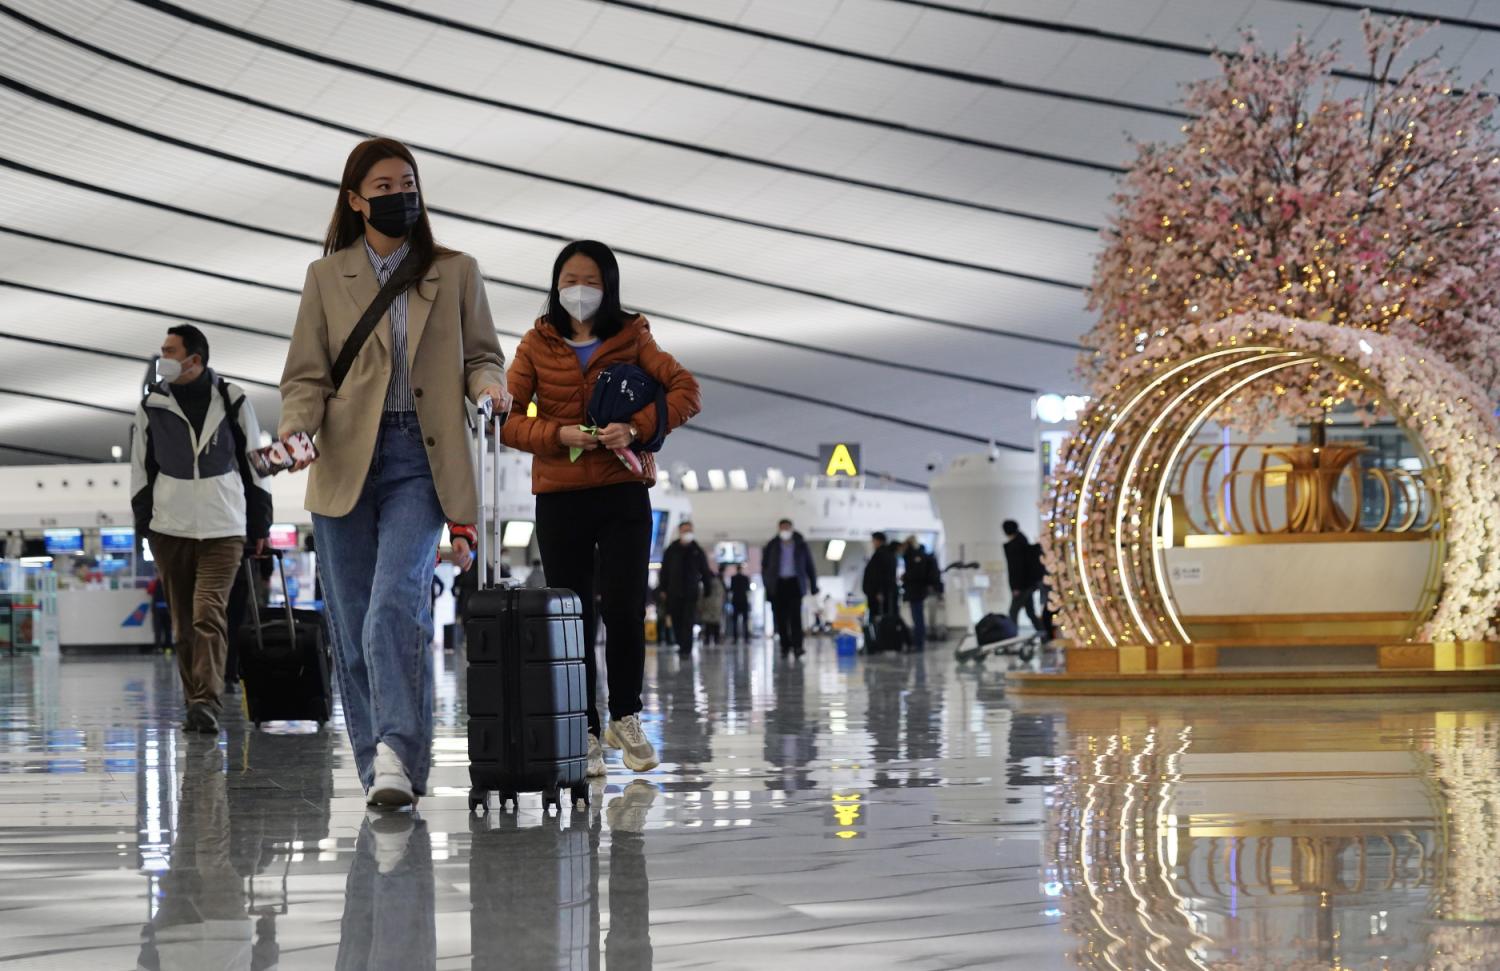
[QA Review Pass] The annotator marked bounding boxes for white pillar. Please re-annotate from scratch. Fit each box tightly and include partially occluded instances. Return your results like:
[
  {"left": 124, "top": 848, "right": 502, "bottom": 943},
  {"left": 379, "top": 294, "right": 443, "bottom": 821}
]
[{"left": 929, "top": 452, "right": 1040, "bottom": 621}]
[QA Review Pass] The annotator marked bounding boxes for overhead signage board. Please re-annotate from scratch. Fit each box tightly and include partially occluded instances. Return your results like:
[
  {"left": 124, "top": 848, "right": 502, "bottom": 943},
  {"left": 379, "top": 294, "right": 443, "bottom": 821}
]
[{"left": 819, "top": 443, "right": 861, "bottom": 477}]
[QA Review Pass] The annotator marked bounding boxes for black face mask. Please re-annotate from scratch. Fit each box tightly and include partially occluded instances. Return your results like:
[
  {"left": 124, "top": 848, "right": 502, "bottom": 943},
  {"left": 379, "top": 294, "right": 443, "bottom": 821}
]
[{"left": 360, "top": 190, "right": 422, "bottom": 238}]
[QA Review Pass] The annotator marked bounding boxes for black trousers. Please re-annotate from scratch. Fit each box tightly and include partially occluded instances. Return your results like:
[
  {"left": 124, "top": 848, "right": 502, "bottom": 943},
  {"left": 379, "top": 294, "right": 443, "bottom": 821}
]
[
  {"left": 771, "top": 578, "right": 805, "bottom": 653},
  {"left": 667, "top": 595, "right": 698, "bottom": 655},
  {"left": 535, "top": 483, "right": 652, "bottom": 737},
  {"left": 1008, "top": 581, "right": 1049, "bottom": 635},
  {"left": 656, "top": 607, "right": 672, "bottom": 645},
  {"left": 729, "top": 605, "right": 750, "bottom": 642}
]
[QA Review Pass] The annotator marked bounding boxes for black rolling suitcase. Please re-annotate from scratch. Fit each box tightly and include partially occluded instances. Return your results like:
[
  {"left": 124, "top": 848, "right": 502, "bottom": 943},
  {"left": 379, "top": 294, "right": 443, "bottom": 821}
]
[
  {"left": 865, "top": 613, "right": 911, "bottom": 655},
  {"left": 237, "top": 552, "right": 332, "bottom": 728},
  {"left": 466, "top": 404, "right": 591, "bottom": 814}
]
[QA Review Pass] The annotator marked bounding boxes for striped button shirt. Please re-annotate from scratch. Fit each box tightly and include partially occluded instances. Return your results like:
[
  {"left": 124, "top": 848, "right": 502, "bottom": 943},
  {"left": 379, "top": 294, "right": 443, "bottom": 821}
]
[{"left": 366, "top": 238, "right": 416, "bottom": 413}]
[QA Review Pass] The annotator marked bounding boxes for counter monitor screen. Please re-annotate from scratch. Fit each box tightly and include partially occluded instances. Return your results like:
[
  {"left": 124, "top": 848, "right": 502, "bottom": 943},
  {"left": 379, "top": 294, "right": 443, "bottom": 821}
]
[
  {"left": 100, "top": 527, "right": 135, "bottom": 553},
  {"left": 43, "top": 528, "right": 83, "bottom": 555},
  {"left": 268, "top": 524, "right": 299, "bottom": 551}
]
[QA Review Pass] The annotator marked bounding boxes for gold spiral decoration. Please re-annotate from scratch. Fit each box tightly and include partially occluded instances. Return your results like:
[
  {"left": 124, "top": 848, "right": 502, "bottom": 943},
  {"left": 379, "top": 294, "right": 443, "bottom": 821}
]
[{"left": 1044, "top": 345, "right": 1447, "bottom": 650}]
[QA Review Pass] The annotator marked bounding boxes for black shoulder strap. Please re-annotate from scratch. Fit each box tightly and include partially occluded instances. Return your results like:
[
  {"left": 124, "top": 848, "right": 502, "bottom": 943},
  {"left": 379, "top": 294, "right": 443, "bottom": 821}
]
[
  {"left": 216, "top": 379, "right": 244, "bottom": 444},
  {"left": 330, "top": 248, "right": 424, "bottom": 393}
]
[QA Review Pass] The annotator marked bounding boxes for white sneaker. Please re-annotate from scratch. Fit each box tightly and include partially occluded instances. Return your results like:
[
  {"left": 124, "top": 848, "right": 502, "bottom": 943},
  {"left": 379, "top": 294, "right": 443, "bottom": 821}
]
[
  {"left": 603, "top": 714, "right": 659, "bottom": 773},
  {"left": 587, "top": 732, "right": 606, "bottom": 778},
  {"left": 365, "top": 809, "right": 414, "bottom": 875},
  {"left": 368, "top": 741, "right": 415, "bottom": 808}
]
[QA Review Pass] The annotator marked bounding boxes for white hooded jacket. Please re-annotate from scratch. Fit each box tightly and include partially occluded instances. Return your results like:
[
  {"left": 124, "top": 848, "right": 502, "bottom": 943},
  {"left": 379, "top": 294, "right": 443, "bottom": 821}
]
[{"left": 130, "top": 371, "right": 272, "bottom": 541}]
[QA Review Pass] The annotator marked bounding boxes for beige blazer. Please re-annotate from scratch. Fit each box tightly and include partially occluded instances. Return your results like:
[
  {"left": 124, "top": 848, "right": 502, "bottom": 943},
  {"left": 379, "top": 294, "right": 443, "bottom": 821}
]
[{"left": 279, "top": 244, "right": 504, "bottom": 524}]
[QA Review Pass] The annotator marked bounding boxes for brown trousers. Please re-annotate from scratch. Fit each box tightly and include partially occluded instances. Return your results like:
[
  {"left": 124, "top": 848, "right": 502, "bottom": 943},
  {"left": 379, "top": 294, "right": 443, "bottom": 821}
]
[{"left": 152, "top": 533, "right": 244, "bottom": 712}]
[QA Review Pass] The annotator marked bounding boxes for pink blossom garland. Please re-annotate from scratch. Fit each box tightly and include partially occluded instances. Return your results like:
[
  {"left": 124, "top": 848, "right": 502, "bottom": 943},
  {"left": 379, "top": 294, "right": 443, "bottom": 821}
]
[{"left": 1084, "top": 17, "right": 1500, "bottom": 433}]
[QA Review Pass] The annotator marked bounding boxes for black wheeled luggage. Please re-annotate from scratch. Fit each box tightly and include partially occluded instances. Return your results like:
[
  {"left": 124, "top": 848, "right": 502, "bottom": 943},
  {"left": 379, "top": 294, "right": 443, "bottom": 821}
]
[
  {"left": 236, "top": 552, "right": 332, "bottom": 728},
  {"left": 975, "top": 613, "right": 1019, "bottom": 646},
  {"left": 466, "top": 402, "right": 591, "bottom": 814},
  {"left": 865, "top": 613, "right": 912, "bottom": 655}
]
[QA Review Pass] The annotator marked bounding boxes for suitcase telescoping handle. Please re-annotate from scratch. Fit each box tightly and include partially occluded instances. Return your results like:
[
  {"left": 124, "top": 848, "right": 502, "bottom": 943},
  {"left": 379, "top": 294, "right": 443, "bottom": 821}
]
[
  {"left": 243, "top": 549, "right": 297, "bottom": 651},
  {"left": 473, "top": 395, "right": 507, "bottom": 588}
]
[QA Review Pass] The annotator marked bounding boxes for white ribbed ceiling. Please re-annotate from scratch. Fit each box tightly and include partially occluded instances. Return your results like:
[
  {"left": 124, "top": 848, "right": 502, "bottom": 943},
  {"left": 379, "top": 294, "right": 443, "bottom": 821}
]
[{"left": 0, "top": 0, "right": 1495, "bottom": 485}]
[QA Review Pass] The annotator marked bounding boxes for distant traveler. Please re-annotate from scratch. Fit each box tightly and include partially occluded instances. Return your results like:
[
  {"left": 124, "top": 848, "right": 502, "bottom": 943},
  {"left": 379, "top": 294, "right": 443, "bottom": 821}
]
[
  {"left": 500, "top": 239, "right": 701, "bottom": 775},
  {"left": 761, "top": 519, "right": 819, "bottom": 659},
  {"left": 901, "top": 537, "right": 944, "bottom": 650},
  {"left": 1002, "top": 520, "right": 1052, "bottom": 638},
  {"left": 131, "top": 324, "right": 272, "bottom": 736},
  {"left": 278, "top": 137, "right": 507, "bottom": 808},
  {"left": 699, "top": 568, "right": 726, "bottom": 647},
  {"left": 146, "top": 575, "right": 172, "bottom": 649},
  {"left": 654, "top": 586, "right": 673, "bottom": 646},
  {"left": 727, "top": 564, "right": 752, "bottom": 644},
  {"left": 661, "top": 521, "right": 712, "bottom": 657},
  {"left": 861, "top": 532, "right": 899, "bottom": 621}
]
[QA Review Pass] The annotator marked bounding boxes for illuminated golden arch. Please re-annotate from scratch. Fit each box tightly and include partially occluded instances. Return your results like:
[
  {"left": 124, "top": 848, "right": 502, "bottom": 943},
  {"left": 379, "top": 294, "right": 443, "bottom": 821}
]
[{"left": 1044, "top": 316, "right": 1500, "bottom": 649}]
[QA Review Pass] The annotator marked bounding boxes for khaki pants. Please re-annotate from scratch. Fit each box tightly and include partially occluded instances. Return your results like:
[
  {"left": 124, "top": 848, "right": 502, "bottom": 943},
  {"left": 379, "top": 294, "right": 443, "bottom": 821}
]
[{"left": 152, "top": 534, "right": 244, "bottom": 712}]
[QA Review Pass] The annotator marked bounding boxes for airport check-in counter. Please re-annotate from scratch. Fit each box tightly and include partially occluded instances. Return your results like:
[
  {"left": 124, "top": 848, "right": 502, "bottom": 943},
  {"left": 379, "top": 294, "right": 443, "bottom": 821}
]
[{"left": 0, "top": 454, "right": 695, "bottom": 649}]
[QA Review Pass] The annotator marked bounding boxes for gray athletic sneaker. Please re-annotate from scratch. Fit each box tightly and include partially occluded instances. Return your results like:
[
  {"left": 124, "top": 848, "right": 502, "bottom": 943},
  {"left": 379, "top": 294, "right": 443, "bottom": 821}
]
[
  {"left": 587, "top": 732, "right": 606, "bottom": 778},
  {"left": 603, "top": 714, "right": 659, "bottom": 773}
]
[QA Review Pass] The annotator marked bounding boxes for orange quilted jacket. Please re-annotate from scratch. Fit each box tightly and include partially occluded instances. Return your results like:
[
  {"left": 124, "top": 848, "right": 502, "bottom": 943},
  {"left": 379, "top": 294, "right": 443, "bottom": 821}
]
[{"left": 501, "top": 314, "right": 701, "bottom": 494}]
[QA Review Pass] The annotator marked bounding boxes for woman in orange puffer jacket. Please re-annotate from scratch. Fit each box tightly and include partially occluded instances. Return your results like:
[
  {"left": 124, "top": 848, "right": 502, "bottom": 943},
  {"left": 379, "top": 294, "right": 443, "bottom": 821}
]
[{"left": 502, "top": 240, "right": 700, "bottom": 776}]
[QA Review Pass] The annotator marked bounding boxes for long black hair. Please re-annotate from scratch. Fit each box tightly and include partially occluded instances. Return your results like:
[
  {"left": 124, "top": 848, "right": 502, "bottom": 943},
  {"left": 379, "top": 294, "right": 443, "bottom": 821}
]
[
  {"left": 544, "top": 240, "right": 636, "bottom": 341},
  {"left": 323, "top": 137, "right": 451, "bottom": 286}
]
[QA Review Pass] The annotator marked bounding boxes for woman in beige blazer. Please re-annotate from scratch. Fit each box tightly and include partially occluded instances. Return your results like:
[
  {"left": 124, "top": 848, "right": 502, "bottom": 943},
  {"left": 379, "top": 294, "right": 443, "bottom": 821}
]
[{"left": 279, "top": 137, "right": 509, "bottom": 808}]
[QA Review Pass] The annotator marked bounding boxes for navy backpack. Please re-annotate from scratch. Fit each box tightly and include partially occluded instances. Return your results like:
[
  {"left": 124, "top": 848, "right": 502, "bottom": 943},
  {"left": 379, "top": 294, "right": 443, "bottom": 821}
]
[{"left": 587, "top": 364, "right": 667, "bottom": 453}]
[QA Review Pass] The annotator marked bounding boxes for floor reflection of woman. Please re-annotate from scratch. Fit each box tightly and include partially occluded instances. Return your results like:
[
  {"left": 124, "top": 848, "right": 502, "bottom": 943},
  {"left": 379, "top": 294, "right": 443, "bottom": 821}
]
[{"left": 336, "top": 816, "right": 436, "bottom": 971}]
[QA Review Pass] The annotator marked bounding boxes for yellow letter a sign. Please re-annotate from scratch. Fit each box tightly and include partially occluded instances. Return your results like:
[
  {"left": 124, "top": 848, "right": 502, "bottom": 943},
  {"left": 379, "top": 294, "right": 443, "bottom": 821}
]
[{"left": 824, "top": 443, "right": 859, "bottom": 477}]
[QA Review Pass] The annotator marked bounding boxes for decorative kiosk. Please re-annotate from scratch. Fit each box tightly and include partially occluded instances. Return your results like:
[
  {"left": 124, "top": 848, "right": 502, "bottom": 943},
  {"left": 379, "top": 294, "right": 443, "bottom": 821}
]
[{"left": 1010, "top": 316, "right": 1500, "bottom": 695}]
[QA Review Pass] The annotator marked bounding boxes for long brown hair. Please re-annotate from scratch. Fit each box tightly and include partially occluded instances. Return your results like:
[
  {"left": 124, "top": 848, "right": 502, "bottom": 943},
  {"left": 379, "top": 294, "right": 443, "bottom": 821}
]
[{"left": 323, "top": 137, "right": 451, "bottom": 283}]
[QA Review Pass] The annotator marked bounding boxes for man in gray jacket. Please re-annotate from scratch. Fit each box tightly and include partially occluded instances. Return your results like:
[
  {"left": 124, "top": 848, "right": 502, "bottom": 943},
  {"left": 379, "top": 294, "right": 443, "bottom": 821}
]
[{"left": 132, "top": 325, "right": 272, "bottom": 735}]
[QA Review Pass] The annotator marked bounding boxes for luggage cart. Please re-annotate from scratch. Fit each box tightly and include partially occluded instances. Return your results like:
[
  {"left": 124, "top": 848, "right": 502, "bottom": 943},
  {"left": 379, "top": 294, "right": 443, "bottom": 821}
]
[{"left": 954, "top": 629, "right": 1042, "bottom": 665}]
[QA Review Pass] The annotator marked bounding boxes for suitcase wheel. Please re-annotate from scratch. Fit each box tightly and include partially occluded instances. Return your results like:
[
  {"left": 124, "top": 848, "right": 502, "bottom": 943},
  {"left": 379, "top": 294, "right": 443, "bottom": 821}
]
[
  {"left": 571, "top": 784, "right": 591, "bottom": 809},
  {"left": 1018, "top": 644, "right": 1037, "bottom": 663},
  {"left": 499, "top": 791, "right": 519, "bottom": 813},
  {"left": 468, "top": 787, "right": 490, "bottom": 814},
  {"left": 543, "top": 790, "right": 561, "bottom": 815}
]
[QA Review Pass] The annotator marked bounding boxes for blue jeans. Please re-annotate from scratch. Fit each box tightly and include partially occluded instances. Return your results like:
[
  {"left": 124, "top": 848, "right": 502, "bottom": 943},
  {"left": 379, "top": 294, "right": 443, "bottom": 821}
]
[
  {"left": 314, "top": 413, "right": 445, "bottom": 795},
  {"left": 910, "top": 598, "right": 927, "bottom": 649}
]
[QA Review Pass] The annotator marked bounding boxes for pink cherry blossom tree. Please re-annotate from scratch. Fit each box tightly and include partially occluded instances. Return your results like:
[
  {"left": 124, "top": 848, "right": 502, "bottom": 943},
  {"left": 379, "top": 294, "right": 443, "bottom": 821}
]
[{"left": 1084, "top": 17, "right": 1500, "bottom": 428}]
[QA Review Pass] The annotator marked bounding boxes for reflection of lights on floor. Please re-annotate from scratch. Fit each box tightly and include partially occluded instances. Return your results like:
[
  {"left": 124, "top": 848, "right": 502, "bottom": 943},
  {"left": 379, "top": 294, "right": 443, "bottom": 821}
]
[{"left": 832, "top": 791, "right": 862, "bottom": 834}]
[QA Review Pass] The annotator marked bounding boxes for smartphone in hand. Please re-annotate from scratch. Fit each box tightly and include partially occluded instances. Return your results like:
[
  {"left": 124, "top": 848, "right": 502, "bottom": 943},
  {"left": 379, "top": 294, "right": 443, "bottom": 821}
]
[{"left": 250, "top": 432, "right": 317, "bottom": 477}]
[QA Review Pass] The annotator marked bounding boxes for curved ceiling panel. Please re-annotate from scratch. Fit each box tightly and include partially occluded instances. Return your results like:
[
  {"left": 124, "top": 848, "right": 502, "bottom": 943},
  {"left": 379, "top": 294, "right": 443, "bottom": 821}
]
[{"left": 0, "top": 0, "right": 1493, "bottom": 481}]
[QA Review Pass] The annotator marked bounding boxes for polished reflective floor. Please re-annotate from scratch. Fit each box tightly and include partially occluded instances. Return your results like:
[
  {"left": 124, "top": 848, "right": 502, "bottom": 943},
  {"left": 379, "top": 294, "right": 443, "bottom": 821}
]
[{"left": 1, "top": 640, "right": 1498, "bottom": 970}]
